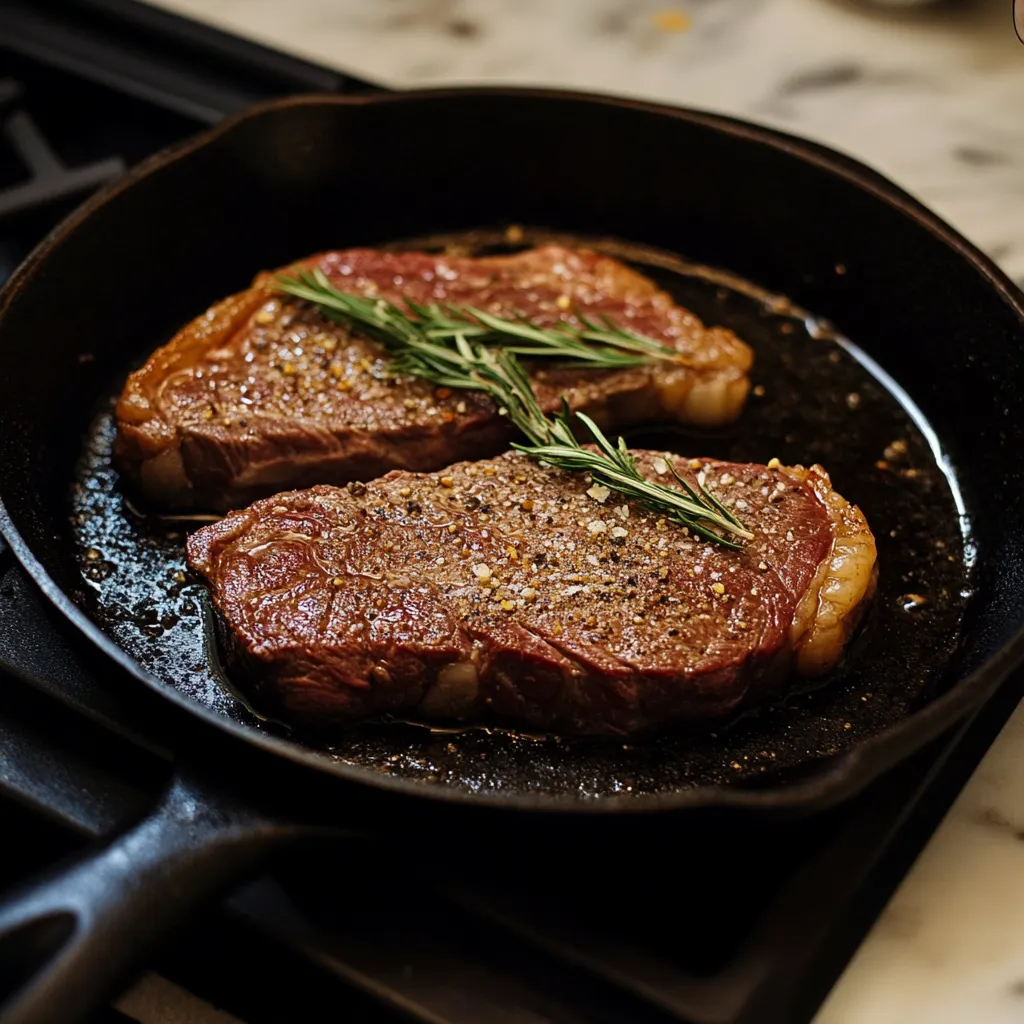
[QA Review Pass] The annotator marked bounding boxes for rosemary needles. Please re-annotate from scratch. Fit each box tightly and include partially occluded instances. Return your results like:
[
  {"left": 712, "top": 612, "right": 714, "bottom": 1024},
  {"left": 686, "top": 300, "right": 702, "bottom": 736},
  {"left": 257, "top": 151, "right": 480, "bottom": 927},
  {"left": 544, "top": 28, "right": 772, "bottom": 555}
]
[
  {"left": 274, "top": 268, "right": 751, "bottom": 547},
  {"left": 276, "top": 268, "right": 685, "bottom": 368}
]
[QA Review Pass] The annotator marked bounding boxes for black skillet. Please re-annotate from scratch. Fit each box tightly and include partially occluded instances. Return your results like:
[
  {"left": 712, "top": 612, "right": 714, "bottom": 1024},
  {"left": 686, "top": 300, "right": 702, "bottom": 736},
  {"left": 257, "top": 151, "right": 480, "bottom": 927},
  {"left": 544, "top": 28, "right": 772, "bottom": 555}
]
[{"left": 1, "top": 89, "right": 1024, "bottom": 1024}]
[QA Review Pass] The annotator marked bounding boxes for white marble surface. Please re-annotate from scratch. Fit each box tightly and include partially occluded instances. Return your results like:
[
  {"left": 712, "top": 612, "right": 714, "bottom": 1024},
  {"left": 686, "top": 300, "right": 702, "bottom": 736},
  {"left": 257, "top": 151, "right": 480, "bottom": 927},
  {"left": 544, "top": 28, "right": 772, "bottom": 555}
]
[
  {"left": 154, "top": 0, "right": 1024, "bottom": 283},
  {"left": 129, "top": 1, "right": 1024, "bottom": 1021}
]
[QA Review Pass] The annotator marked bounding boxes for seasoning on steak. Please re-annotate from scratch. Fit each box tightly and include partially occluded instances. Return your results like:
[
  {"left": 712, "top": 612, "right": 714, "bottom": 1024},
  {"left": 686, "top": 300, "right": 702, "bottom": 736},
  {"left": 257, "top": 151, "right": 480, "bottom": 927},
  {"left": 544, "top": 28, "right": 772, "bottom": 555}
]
[
  {"left": 115, "top": 246, "right": 753, "bottom": 512},
  {"left": 187, "top": 452, "right": 877, "bottom": 736}
]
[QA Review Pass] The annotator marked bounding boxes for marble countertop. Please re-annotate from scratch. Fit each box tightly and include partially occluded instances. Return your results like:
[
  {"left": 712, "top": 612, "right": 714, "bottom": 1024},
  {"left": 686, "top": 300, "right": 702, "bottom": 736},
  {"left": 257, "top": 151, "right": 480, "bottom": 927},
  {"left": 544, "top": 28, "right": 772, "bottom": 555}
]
[{"left": 131, "top": 1, "right": 1024, "bottom": 1021}]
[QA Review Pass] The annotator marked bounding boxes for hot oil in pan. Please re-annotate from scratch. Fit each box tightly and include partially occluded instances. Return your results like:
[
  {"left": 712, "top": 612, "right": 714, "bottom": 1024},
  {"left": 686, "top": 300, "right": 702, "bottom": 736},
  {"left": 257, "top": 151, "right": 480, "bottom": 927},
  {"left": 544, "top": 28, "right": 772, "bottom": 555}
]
[{"left": 67, "top": 228, "right": 974, "bottom": 799}]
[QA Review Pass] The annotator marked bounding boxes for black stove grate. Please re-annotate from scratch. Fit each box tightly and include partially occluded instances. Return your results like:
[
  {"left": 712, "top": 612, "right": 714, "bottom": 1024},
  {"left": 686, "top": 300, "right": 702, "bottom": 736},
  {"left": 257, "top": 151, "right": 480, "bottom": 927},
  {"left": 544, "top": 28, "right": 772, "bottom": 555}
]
[
  {"left": 0, "top": 0, "right": 374, "bottom": 283},
  {"left": 0, "top": 78, "right": 125, "bottom": 219},
  {"left": 0, "top": 6, "right": 1021, "bottom": 1022}
]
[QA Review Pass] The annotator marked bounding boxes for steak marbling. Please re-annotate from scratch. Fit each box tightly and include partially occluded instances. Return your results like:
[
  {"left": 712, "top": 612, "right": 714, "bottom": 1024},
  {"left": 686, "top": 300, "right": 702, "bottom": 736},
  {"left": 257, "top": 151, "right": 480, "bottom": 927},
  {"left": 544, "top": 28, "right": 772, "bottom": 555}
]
[
  {"left": 188, "top": 452, "right": 877, "bottom": 736},
  {"left": 116, "top": 246, "right": 753, "bottom": 511}
]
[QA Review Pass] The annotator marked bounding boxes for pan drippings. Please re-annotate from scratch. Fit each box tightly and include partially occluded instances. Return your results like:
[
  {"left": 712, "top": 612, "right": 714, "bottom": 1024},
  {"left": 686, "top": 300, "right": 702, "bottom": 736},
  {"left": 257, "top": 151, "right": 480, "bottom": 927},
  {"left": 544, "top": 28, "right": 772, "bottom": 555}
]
[{"left": 68, "top": 229, "right": 974, "bottom": 800}]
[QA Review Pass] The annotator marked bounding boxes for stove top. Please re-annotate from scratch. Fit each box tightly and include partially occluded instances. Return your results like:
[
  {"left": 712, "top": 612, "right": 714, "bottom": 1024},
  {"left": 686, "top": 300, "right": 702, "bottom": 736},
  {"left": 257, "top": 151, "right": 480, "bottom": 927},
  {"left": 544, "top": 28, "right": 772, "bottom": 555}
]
[
  {"left": 0, "top": 5, "right": 1021, "bottom": 1023},
  {"left": 0, "top": 0, "right": 357, "bottom": 282}
]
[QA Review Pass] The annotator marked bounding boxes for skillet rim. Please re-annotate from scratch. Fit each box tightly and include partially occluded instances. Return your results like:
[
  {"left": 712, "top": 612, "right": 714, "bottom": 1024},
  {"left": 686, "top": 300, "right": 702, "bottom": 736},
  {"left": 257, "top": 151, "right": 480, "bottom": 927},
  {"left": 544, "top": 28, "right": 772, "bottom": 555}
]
[{"left": 1, "top": 86, "right": 1023, "bottom": 815}]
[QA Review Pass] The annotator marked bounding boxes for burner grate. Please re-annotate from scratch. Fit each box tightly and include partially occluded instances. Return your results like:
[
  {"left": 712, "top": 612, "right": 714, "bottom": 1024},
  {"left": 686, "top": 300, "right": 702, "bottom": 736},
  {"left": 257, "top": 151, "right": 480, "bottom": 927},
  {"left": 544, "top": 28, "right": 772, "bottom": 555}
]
[
  {"left": 0, "top": 0, "right": 377, "bottom": 284},
  {"left": 0, "top": 78, "right": 125, "bottom": 219}
]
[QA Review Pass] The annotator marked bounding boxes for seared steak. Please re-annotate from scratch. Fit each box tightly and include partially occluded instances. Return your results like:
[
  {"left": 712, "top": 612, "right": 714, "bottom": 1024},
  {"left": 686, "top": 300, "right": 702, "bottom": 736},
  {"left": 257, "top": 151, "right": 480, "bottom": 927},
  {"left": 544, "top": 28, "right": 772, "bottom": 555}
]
[
  {"left": 116, "top": 247, "right": 752, "bottom": 511},
  {"left": 187, "top": 452, "right": 877, "bottom": 736}
]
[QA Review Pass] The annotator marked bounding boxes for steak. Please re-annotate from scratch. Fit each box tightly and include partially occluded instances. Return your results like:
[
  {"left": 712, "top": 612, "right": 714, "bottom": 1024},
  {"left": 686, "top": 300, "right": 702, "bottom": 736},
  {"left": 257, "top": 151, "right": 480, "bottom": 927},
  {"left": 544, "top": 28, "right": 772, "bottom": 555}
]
[
  {"left": 187, "top": 451, "right": 877, "bottom": 736},
  {"left": 115, "top": 246, "right": 752, "bottom": 511}
]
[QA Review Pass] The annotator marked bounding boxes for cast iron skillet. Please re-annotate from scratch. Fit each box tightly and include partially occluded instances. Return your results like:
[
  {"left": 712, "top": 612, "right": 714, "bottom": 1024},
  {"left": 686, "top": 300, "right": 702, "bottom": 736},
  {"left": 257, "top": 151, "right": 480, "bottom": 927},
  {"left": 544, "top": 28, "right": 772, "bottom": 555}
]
[{"left": 1, "top": 89, "right": 1024, "bottom": 1024}]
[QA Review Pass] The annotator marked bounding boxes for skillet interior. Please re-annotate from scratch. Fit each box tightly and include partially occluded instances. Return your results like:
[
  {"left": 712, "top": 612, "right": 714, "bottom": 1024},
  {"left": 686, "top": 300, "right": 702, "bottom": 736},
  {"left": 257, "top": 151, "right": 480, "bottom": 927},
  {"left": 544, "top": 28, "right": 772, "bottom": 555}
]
[
  {"left": 1, "top": 91, "right": 1023, "bottom": 811},
  {"left": 69, "top": 226, "right": 973, "bottom": 798}
]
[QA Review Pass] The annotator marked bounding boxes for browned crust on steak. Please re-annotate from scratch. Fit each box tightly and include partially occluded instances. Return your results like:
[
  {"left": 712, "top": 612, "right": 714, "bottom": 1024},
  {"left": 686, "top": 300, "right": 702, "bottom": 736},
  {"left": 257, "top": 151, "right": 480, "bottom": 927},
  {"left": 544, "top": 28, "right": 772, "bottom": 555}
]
[
  {"left": 187, "top": 452, "right": 876, "bottom": 736},
  {"left": 116, "top": 247, "right": 752, "bottom": 511}
]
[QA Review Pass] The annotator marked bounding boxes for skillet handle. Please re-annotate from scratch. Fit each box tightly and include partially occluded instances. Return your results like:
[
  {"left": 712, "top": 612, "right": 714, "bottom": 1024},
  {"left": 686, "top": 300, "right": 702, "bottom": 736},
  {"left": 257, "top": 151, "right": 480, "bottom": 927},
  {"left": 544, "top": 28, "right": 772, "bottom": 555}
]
[{"left": 0, "top": 764, "right": 332, "bottom": 1024}]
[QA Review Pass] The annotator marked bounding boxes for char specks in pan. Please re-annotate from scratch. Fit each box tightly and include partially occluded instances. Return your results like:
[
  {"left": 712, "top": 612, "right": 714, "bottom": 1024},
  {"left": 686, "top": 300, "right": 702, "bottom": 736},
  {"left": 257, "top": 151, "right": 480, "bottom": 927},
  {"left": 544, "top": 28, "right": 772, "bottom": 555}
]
[{"left": 68, "top": 228, "right": 973, "bottom": 799}]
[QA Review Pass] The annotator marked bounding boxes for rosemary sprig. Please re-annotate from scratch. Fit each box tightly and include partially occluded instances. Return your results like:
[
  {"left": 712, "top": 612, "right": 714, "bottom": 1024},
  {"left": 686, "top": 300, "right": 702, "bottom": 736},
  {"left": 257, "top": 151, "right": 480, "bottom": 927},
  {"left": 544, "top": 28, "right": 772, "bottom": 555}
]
[
  {"left": 273, "top": 270, "right": 751, "bottom": 547},
  {"left": 275, "top": 268, "right": 686, "bottom": 368}
]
